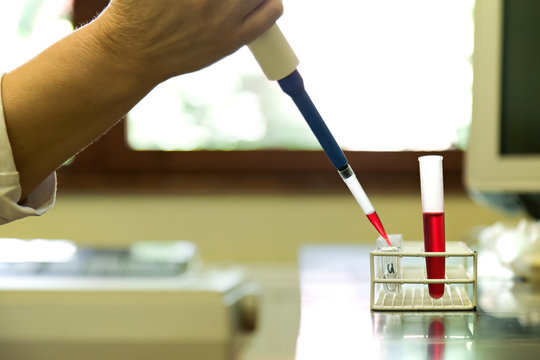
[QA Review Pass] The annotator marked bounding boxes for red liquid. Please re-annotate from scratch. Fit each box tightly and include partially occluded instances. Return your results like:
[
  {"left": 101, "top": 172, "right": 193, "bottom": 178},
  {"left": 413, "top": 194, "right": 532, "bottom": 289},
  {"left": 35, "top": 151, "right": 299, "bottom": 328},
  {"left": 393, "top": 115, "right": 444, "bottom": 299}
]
[
  {"left": 367, "top": 211, "right": 391, "bottom": 246},
  {"left": 423, "top": 212, "right": 445, "bottom": 299},
  {"left": 428, "top": 318, "right": 445, "bottom": 360}
]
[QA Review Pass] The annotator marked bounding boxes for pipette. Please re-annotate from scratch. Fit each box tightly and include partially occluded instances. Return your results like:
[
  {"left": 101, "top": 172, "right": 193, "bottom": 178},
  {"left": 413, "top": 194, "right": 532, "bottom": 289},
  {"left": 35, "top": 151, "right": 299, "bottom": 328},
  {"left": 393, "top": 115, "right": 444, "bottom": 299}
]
[{"left": 248, "top": 25, "right": 390, "bottom": 244}]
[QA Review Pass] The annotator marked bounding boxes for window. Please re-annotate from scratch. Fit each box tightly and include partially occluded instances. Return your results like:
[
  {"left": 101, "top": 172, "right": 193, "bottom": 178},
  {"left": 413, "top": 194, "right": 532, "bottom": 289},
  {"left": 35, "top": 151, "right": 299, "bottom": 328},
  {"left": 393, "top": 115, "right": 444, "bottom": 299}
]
[
  {"left": 0, "top": 0, "right": 73, "bottom": 71},
  {"left": 128, "top": 0, "right": 474, "bottom": 153},
  {"left": 5, "top": 0, "right": 468, "bottom": 193}
]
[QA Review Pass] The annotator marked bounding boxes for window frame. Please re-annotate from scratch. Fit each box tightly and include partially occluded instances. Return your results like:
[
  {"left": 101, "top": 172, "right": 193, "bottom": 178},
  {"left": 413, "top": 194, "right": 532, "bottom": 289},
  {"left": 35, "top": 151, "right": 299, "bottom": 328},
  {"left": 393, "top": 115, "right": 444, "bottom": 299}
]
[{"left": 58, "top": 0, "right": 466, "bottom": 194}]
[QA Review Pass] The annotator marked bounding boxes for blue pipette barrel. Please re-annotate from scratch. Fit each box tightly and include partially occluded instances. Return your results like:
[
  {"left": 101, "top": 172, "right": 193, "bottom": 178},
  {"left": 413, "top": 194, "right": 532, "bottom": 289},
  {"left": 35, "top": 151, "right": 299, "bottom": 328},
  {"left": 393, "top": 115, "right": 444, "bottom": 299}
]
[{"left": 277, "top": 70, "right": 348, "bottom": 171}]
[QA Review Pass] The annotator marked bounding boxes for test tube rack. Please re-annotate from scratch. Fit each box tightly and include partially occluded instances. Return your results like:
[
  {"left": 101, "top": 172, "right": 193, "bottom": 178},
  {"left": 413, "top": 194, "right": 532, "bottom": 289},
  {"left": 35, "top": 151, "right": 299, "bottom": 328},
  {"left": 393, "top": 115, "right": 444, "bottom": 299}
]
[{"left": 370, "top": 241, "right": 477, "bottom": 311}]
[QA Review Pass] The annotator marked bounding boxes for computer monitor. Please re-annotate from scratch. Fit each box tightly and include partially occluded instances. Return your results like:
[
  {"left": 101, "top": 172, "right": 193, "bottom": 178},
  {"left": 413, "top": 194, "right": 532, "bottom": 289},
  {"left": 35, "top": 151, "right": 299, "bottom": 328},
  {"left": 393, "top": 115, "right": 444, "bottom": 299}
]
[{"left": 465, "top": 0, "right": 540, "bottom": 219}]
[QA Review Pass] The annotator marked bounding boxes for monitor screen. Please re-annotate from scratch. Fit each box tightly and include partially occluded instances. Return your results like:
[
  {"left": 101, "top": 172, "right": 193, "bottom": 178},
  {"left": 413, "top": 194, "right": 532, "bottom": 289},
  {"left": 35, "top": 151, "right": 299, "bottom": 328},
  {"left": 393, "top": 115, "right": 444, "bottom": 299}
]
[
  {"left": 500, "top": 0, "right": 540, "bottom": 155},
  {"left": 466, "top": 0, "right": 540, "bottom": 218}
]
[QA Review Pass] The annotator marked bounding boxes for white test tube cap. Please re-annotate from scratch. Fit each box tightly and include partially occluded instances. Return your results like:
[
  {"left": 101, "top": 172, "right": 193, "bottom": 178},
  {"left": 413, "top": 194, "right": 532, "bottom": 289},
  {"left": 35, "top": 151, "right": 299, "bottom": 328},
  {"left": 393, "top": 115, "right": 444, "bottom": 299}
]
[{"left": 418, "top": 155, "right": 444, "bottom": 213}]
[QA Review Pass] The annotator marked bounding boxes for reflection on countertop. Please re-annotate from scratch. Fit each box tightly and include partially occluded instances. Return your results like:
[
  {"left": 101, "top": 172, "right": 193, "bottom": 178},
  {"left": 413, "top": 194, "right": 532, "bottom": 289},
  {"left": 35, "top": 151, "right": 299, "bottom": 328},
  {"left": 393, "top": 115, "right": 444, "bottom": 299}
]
[{"left": 296, "top": 244, "right": 540, "bottom": 360}]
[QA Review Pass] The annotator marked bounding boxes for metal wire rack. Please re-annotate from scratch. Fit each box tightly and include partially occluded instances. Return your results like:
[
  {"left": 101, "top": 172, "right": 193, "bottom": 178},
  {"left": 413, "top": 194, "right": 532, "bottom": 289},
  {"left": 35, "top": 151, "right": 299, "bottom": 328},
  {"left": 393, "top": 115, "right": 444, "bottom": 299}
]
[{"left": 370, "top": 241, "right": 477, "bottom": 311}]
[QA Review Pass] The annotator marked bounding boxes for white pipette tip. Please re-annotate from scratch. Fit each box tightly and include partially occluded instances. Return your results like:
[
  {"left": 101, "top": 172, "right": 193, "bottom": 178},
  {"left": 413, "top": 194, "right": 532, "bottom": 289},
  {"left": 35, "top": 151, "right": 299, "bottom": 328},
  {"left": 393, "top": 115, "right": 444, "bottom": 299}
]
[
  {"left": 339, "top": 165, "right": 374, "bottom": 215},
  {"left": 339, "top": 165, "right": 391, "bottom": 245}
]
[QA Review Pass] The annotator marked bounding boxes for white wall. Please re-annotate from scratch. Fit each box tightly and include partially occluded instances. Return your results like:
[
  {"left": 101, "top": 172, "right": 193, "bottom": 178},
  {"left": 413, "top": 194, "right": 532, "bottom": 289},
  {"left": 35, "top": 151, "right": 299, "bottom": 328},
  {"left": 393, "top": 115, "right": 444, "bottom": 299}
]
[{"left": 0, "top": 192, "right": 517, "bottom": 262}]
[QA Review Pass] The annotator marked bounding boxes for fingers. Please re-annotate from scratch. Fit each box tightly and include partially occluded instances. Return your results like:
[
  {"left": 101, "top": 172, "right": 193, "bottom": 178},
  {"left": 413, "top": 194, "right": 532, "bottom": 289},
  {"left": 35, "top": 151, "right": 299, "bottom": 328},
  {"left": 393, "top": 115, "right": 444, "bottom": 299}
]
[
  {"left": 96, "top": 0, "right": 284, "bottom": 80},
  {"left": 240, "top": 0, "right": 283, "bottom": 44},
  {"left": 241, "top": 0, "right": 271, "bottom": 15}
]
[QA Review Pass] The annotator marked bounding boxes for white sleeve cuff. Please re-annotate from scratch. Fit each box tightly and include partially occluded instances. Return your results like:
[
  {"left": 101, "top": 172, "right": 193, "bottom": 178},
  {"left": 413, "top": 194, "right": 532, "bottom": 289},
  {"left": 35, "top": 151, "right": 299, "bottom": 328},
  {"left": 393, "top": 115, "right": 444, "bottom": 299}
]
[{"left": 0, "top": 172, "right": 57, "bottom": 225}]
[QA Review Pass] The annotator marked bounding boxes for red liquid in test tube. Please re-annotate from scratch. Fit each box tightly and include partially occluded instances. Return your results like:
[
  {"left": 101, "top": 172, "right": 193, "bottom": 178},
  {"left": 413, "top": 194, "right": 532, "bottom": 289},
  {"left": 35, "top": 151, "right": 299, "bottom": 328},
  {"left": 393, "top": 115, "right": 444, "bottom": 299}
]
[
  {"left": 423, "top": 212, "right": 445, "bottom": 299},
  {"left": 419, "top": 156, "right": 446, "bottom": 299}
]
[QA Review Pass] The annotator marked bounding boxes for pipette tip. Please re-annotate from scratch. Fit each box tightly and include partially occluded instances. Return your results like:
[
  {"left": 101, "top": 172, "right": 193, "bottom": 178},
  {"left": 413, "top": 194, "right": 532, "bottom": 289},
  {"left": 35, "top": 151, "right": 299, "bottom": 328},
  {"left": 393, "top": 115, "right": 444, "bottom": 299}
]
[{"left": 367, "top": 211, "right": 391, "bottom": 246}]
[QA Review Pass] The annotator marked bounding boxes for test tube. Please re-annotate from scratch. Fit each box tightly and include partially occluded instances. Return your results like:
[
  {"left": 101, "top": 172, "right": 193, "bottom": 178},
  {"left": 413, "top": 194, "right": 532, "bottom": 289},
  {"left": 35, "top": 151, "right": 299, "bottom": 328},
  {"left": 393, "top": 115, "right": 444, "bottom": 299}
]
[
  {"left": 419, "top": 156, "right": 446, "bottom": 299},
  {"left": 376, "top": 234, "right": 402, "bottom": 294}
]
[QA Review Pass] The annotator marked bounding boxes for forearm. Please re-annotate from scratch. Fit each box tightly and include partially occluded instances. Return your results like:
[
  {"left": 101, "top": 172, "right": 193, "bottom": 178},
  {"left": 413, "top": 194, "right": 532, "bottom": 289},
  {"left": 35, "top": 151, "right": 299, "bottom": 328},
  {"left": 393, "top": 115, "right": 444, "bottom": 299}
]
[
  {"left": 2, "top": 19, "right": 152, "bottom": 199},
  {"left": 1, "top": 0, "right": 283, "bottom": 201}
]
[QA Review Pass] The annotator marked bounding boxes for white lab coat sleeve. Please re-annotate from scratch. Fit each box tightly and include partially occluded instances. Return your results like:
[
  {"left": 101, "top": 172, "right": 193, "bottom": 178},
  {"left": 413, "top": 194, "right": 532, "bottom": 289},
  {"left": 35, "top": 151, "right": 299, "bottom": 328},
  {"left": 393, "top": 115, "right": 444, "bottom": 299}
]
[{"left": 0, "top": 73, "right": 56, "bottom": 225}]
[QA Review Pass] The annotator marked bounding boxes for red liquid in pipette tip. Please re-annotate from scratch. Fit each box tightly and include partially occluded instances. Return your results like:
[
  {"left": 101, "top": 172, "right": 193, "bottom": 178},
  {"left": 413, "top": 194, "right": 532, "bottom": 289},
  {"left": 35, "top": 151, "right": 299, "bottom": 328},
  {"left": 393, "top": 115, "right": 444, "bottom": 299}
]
[
  {"left": 423, "top": 212, "right": 446, "bottom": 299},
  {"left": 367, "top": 211, "right": 391, "bottom": 246}
]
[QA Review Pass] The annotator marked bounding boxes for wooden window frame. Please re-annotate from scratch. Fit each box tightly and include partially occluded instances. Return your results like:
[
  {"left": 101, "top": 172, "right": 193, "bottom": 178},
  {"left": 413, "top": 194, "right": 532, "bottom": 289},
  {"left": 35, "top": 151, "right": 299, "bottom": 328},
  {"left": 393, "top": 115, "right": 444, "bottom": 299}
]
[{"left": 58, "top": 0, "right": 466, "bottom": 194}]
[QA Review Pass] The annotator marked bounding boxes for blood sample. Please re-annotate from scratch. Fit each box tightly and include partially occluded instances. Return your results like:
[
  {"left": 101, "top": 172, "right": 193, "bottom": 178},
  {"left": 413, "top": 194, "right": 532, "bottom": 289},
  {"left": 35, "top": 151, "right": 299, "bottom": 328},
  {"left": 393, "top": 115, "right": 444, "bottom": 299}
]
[
  {"left": 419, "top": 156, "right": 446, "bottom": 299},
  {"left": 423, "top": 212, "right": 445, "bottom": 298}
]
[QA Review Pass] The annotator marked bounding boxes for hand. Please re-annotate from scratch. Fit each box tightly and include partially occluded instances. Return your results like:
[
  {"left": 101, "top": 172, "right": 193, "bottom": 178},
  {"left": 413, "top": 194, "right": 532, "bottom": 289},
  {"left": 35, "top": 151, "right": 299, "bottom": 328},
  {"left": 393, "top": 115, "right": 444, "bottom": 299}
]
[{"left": 95, "top": 0, "right": 283, "bottom": 85}]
